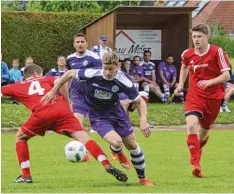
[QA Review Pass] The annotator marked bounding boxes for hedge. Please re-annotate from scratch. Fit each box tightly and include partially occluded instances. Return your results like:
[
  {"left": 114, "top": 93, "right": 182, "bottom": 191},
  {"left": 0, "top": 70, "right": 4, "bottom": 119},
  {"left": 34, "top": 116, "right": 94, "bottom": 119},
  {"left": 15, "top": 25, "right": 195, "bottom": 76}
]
[
  {"left": 1, "top": 11, "right": 101, "bottom": 72},
  {"left": 209, "top": 35, "right": 234, "bottom": 58}
]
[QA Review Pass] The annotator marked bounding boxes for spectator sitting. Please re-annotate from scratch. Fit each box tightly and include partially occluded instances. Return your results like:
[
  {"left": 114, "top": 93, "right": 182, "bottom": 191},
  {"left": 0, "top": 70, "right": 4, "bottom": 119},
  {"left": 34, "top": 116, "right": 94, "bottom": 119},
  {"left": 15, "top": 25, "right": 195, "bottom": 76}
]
[
  {"left": 45, "top": 56, "right": 67, "bottom": 78},
  {"left": 140, "top": 50, "right": 166, "bottom": 102},
  {"left": 9, "top": 59, "right": 22, "bottom": 83},
  {"left": 21, "top": 57, "right": 34, "bottom": 76},
  {"left": 91, "top": 35, "right": 112, "bottom": 60},
  {"left": 121, "top": 58, "right": 131, "bottom": 74},
  {"left": 129, "top": 56, "right": 144, "bottom": 91},
  {"left": 1, "top": 59, "right": 10, "bottom": 86},
  {"left": 158, "top": 55, "right": 184, "bottom": 103}
]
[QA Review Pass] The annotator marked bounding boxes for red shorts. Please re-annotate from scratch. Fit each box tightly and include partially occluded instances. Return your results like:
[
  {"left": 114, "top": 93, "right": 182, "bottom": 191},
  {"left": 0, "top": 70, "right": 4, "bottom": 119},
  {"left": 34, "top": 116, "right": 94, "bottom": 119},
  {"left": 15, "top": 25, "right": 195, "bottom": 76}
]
[
  {"left": 21, "top": 101, "right": 84, "bottom": 137},
  {"left": 185, "top": 93, "right": 222, "bottom": 129}
]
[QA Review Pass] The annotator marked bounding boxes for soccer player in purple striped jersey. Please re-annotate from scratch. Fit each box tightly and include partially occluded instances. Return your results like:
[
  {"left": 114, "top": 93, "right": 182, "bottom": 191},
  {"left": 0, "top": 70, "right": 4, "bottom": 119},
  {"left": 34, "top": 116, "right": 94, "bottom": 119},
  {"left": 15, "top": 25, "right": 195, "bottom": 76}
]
[
  {"left": 66, "top": 33, "right": 102, "bottom": 126},
  {"left": 42, "top": 52, "right": 155, "bottom": 187}
]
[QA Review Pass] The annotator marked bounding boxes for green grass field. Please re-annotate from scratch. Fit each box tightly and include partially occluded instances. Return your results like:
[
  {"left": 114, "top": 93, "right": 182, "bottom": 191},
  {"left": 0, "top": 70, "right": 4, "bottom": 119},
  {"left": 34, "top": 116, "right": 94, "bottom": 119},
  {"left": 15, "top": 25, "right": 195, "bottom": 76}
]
[
  {"left": 1, "top": 101, "right": 234, "bottom": 129},
  {"left": 1, "top": 130, "right": 234, "bottom": 193}
]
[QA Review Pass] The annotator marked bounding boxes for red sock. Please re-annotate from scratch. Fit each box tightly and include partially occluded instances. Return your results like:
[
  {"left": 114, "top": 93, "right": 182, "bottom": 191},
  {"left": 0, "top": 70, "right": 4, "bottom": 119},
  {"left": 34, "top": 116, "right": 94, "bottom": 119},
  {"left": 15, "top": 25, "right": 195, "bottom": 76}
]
[
  {"left": 16, "top": 141, "right": 31, "bottom": 178},
  {"left": 85, "top": 140, "right": 111, "bottom": 167},
  {"left": 187, "top": 134, "right": 200, "bottom": 166}
]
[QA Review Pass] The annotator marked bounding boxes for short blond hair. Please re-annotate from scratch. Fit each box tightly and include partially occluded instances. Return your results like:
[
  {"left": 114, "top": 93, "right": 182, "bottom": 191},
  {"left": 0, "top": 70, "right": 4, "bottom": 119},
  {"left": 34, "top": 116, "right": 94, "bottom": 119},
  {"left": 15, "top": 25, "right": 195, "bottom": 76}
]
[
  {"left": 102, "top": 52, "right": 119, "bottom": 65},
  {"left": 191, "top": 23, "right": 210, "bottom": 36}
]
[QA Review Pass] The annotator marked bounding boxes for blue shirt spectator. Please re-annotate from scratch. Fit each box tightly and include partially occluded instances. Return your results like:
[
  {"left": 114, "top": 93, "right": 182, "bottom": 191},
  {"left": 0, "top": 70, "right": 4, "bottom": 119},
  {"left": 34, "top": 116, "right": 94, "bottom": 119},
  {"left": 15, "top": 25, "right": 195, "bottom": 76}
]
[
  {"left": 9, "top": 59, "right": 22, "bottom": 83},
  {"left": 1, "top": 61, "right": 10, "bottom": 85}
]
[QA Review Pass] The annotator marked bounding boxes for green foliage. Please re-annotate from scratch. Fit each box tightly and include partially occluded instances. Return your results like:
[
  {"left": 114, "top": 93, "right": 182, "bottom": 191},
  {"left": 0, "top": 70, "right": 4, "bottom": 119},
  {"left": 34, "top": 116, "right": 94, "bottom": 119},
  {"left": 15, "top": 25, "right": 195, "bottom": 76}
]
[
  {"left": 1, "top": 11, "right": 101, "bottom": 71},
  {"left": 98, "top": 1, "right": 140, "bottom": 12},
  {"left": 209, "top": 36, "right": 234, "bottom": 58},
  {"left": 209, "top": 22, "right": 234, "bottom": 58},
  {"left": 1, "top": 1, "right": 27, "bottom": 11},
  {"left": 26, "top": 1, "right": 102, "bottom": 13},
  {"left": 2, "top": 1, "right": 140, "bottom": 13}
]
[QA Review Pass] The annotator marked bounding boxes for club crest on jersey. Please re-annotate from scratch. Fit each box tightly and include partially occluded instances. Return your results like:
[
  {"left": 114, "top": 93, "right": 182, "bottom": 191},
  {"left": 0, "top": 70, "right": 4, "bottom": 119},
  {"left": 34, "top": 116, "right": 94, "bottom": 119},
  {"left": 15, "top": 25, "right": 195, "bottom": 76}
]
[
  {"left": 112, "top": 85, "right": 119, "bottom": 92},
  {"left": 83, "top": 60, "right": 88, "bottom": 66}
]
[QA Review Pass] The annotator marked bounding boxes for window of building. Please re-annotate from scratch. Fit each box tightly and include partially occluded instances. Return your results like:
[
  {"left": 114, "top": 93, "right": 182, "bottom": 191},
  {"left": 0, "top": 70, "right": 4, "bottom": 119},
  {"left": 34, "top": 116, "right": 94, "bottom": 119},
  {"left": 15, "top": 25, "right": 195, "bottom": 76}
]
[
  {"left": 175, "top": 0, "right": 187, "bottom": 7},
  {"left": 165, "top": 1, "right": 177, "bottom": 7},
  {"left": 192, "top": 0, "right": 210, "bottom": 18},
  {"left": 165, "top": 0, "right": 187, "bottom": 7}
]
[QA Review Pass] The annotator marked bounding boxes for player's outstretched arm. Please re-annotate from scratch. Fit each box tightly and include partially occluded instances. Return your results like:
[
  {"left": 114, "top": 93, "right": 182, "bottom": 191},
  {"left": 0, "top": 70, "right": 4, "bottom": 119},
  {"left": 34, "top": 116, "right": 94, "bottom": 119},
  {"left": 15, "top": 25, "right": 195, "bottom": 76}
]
[
  {"left": 41, "top": 70, "right": 76, "bottom": 105},
  {"left": 135, "top": 97, "right": 151, "bottom": 138},
  {"left": 174, "top": 64, "right": 189, "bottom": 96}
]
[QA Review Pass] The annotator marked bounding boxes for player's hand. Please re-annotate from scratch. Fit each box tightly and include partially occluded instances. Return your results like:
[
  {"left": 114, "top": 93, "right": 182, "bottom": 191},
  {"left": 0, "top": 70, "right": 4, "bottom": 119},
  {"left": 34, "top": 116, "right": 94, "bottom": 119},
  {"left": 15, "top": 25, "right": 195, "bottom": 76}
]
[
  {"left": 140, "top": 119, "right": 151, "bottom": 138},
  {"left": 197, "top": 80, "right": 213, "bottom": 89},
  {"left": 41, "top": 91, "right": 56, "bottom": 105},
  {"left": 174, "top": 85, "right": 183, "bottom": 96}
]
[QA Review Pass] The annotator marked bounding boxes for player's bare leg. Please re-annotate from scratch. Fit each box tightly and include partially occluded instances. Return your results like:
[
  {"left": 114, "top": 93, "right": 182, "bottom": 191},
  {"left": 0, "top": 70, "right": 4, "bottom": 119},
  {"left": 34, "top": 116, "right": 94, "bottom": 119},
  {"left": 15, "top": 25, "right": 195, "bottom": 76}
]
[
  {"left": 70, "top": 131, "right": 127, "bottom": 182},
  {"left": 14, "top": 129, "right": 33, "bottom": 183},
  {"left": 174, "top": 83, "right": 185, "bottom": 103},
  {"left": 120, "top": 99, "right": 130, "bottom": 113},
  {"left": 122, "top": 133, "right": 154, "bottom": 187},
  {"left": 150, "top": 84, "right": 166, "bottom": 103},
  {"left": 73, "top": 113, "right": 89, "bottom": 161},
  {"left": 198, "top": 127, "right": 210, "bottom": 162},
  {"left": 186, "top": 115, "right": 203, "bottom": 178},
  {"left": 104, "top": 130, "right": 131, "bottom": 169}
]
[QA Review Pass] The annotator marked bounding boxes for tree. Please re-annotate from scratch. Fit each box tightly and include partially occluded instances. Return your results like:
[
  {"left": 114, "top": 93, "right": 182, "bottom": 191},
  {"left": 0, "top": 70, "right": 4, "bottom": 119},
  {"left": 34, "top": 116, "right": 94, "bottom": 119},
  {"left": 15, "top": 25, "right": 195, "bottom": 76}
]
[{"left": 1, "top": 1, "right": 27, "bottom": 11}]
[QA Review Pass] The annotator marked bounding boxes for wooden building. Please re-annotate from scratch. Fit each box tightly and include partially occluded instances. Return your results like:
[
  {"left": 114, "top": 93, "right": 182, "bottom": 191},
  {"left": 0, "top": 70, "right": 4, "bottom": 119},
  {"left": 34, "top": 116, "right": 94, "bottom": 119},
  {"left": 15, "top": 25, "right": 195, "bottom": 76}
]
[{"left": 80, "top": 6, "right": 196, "bottom": 72}]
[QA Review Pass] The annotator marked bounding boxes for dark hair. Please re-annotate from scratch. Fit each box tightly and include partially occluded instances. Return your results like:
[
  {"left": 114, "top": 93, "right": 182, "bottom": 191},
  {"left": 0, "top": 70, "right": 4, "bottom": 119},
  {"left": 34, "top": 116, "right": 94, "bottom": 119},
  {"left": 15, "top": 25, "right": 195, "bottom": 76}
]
[
  {"left": 73, "top": 33, "right": 87, "bottom": 41},
  {"left": 57, "top": 55, "right": 66, "bottom": 61},
  {"left": 133, "top": 56, "right": 141, "bottom": 61},
  {"left": 24, "top": 64, "right": 43, "bottom": 78},
  {"left": 124, "top": 58, "right": 131, "bottom": 63},
  {"left": 144, "top": 50, "right": 151, "bottom": 56},
  {"left": 166, "top": 55, "right": 174, "bottom": 59}
]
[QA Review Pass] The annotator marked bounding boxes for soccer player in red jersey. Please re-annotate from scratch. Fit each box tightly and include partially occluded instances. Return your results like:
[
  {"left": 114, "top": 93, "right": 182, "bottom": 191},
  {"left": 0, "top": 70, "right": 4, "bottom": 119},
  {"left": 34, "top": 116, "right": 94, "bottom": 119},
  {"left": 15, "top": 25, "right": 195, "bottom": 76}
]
[
  {"left": 175, "top": 24, "right": 231, "bottom": 178},
  {"left": 1, "top": 64, "right": 127, "bottom": 183}
]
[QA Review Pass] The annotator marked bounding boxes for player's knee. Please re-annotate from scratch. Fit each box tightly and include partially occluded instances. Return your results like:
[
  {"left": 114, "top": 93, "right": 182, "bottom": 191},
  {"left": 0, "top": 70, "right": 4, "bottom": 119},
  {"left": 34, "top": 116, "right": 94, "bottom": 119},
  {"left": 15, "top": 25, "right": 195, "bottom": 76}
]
[
  {"left": 110, "top": 139, "right": 123, "bottom": 148},
  {"left": 186, "top": 120, "right": 199, "bottom": 134},
  {"left": 16, "top": 129, "right": 30, "bottom": 141}
]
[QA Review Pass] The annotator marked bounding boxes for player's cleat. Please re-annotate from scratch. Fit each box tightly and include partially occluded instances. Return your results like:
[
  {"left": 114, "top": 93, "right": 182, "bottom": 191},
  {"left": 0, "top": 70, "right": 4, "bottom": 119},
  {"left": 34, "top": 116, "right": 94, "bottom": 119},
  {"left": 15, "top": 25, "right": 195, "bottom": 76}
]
[
  {"left": 81, "top": 154, "right": 90, "bottom": 162},
  {"left": 14, "top": 175, "right": 33, "bottom": 183},
  {"left": 105, "top": 165, "right": 128, "bottom": 183},
  {"left": 192, "top": 165, "right": 203, "bottom": 178},
  {"left": 223, "top": 105, "right": 231, "bottom": 112},
  {"left": 117, "top": 153, "right": 131, "bottom": 170},
  {"left": 139, "top": 178, "right": 155, "bottom": 187},
  {"left": 111, "top": 152, "right": 118, "bottom": 160}
]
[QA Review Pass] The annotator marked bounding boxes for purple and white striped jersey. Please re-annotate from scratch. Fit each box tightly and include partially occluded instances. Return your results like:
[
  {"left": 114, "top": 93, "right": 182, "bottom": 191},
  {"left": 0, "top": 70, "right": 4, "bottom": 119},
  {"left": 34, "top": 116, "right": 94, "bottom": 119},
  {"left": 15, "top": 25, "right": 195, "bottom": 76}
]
[{"left": 140, "top": 61, "right": 155, "bottom": 81}]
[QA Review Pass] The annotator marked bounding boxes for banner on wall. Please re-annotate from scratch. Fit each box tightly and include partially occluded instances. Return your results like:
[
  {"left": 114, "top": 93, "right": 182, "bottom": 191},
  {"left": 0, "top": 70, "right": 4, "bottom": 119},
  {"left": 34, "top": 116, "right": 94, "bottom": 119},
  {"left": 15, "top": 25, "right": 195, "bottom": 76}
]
[{"left": 115, "top": 30, "right": 161, "bottom": 60}]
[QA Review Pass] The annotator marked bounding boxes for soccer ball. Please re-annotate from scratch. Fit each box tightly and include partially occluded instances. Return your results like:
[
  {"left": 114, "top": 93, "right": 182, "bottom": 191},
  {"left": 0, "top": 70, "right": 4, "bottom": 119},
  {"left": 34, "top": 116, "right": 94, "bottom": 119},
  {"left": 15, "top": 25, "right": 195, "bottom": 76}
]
[{"left": 64, "top": 141, "right": 87, "bottom": 163}]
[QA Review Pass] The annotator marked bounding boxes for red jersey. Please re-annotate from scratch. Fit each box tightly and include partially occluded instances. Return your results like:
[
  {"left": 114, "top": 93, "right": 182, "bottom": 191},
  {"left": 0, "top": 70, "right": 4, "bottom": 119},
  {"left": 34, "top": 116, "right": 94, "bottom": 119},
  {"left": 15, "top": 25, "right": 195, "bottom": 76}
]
[
  {"left": 181, "top": 44, "right": 231, "bottom": 99},
  {"left": 1, "top": 76, "right": 62, "bottom": 112}
]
